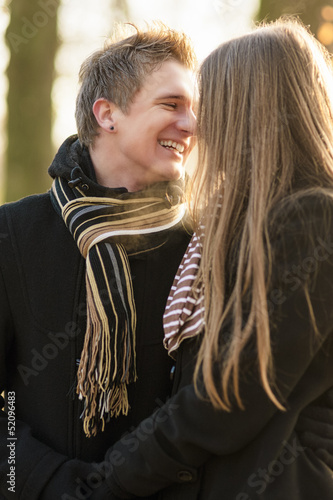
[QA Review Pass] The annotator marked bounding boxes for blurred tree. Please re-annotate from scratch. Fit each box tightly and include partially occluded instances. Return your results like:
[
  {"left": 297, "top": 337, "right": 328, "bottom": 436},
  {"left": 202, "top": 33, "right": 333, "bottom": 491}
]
[
  {"left": 256, "top": 0, "right": 333, "bottom": 52},
  {"left": 5, "top": 0, "right": 60, "bottom": 202},
  {"left": 113, "top": 0, "right": 130, "bottom": 21}
]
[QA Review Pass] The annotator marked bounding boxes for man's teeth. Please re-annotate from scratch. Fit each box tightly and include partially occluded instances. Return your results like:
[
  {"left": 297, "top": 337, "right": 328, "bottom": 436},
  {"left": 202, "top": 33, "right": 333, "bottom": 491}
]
[{"left": 159, "top": 140, "right": 185, "bottom": 153}]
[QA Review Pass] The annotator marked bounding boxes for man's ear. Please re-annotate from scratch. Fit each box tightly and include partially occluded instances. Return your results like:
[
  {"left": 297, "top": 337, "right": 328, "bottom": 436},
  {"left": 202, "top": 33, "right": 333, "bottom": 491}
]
[{"left": 92, "top": 98, "right": 117, "bottom": 132}]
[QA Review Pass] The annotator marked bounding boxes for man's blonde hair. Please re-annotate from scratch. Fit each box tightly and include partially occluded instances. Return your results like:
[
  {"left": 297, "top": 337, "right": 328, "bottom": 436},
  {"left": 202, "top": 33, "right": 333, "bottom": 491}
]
[{"left": 75, "top": 22, "right": 197, "bottom": 146}]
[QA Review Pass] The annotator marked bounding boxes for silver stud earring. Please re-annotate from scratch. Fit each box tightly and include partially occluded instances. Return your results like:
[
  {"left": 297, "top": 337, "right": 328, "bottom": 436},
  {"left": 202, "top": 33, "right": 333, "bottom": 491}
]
[{"left": 110, "top": 126, "right": 114, "bottom": 131}]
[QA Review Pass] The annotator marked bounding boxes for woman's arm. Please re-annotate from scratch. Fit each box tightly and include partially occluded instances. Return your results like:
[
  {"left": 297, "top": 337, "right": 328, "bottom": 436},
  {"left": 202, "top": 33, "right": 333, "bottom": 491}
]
[{"left": 296, "top": 387, "right": 333, "bottom": 468}]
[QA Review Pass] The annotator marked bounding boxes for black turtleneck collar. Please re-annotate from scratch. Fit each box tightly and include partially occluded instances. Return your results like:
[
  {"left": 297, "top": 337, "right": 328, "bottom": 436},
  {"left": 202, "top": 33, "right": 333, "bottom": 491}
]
[{"left": 48, "top": 135, "right": 129, "bottom": 198}]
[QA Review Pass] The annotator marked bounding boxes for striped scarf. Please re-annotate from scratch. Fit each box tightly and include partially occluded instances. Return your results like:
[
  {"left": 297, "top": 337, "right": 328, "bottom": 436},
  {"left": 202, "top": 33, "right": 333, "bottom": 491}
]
[
  {"left": 51, "top": 176, "right": 186, "bottom": 437},
  {"left": 163, "top": 232, "right": 205, "bottom": 357}
]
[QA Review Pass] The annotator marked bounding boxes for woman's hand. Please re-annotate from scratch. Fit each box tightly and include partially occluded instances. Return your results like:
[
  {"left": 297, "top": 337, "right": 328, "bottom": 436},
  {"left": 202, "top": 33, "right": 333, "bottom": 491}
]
[{"left": 296, "top": 387, "right": 333, "bottom": 469}]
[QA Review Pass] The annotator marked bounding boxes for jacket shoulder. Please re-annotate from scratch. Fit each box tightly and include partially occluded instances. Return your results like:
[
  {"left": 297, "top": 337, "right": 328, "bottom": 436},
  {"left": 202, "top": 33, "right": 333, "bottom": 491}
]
[
  {"left": 268, "top": 189, "right": 333, "bottom": 293},
  {"left": 0, "top": 192, "right": 62, "bottom": 232},
  {"left": 269, "top": 189, "right": 333, "bottom": 239},
  {"left": 0, "top": 192, "right": 52, "bottom": 219},
  {"left": 0, "top": 192, "right": 74, "bottom": 258}
]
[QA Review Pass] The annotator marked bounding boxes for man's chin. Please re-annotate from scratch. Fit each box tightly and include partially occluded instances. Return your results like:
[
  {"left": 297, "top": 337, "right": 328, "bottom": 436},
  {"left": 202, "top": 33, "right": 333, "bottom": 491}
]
[{"left": 163, "top": 165, "right": 184, "bottom": 183}]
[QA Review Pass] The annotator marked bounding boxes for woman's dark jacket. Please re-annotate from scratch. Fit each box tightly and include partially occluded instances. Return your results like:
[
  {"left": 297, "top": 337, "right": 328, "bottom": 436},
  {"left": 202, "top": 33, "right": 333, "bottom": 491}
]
[
  {"left": 0, "top": 136, "right": 191, "bottom": 499},
  {"left": 97, "top": 191, "right": 333, "bottom": 500}
]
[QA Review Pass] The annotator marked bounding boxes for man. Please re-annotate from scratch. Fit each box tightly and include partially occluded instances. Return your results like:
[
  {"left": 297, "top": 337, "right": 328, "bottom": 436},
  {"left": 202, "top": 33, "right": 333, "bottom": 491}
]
[{"left": 0, "top": 23, "right": 196, "bottom": 499}]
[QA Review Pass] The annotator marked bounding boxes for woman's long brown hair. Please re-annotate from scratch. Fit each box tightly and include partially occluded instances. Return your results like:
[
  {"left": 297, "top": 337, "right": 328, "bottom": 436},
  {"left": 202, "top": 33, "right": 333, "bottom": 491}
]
[{"left": 191, "top": 18, "right": 333, "bottom": 411}]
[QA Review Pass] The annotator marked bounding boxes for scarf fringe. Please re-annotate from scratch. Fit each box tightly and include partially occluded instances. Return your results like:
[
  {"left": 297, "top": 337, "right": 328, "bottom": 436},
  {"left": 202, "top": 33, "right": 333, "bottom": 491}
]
[
  {"left": 77, "top": 250, "right": 137, "bottom": 438},
  {"left": 80, "top": 383, "right": 131, "bottom": 437}
]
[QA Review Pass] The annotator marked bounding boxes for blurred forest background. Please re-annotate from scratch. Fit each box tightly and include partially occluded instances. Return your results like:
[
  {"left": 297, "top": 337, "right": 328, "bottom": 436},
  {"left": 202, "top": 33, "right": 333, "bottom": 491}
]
[{"left": 0, "top": 0, "right": 333, "bottom": 203}]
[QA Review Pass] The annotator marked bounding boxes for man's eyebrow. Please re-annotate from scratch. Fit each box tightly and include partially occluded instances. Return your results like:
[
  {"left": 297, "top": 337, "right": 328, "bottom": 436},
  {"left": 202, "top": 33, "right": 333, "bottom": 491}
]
[{"left": 155, "top": 94, "right": 188, "bottom": 101}]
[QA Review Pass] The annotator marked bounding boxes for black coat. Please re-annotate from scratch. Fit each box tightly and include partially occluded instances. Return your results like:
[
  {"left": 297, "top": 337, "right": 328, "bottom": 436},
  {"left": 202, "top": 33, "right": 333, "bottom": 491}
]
[
  {"left": 97, "top": 191, "right": 333, "bottom": 500},
  {"left": 0, "top": 137, "right": 191, "bottom": 499}
]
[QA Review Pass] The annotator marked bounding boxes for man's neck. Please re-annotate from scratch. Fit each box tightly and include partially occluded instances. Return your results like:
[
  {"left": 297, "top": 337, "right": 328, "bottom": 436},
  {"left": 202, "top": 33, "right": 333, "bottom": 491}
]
[{"left": 89, "top": 142, "right": 147, "bottom": 193}]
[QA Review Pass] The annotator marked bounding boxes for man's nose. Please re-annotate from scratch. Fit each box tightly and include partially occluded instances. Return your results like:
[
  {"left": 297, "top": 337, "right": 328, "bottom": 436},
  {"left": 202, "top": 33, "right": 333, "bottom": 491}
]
[{"left": 178, "top": 108, "right": 197, "bottom": 136}]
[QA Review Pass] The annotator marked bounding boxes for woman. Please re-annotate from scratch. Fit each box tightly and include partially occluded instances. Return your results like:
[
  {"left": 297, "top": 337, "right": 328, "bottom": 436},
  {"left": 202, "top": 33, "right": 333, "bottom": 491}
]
[
  {"left": 100, "top": 18, "right": 333, "bottom": 499},
  {"left": 42, "top": 18, "right": 333, "bottom": 500}
]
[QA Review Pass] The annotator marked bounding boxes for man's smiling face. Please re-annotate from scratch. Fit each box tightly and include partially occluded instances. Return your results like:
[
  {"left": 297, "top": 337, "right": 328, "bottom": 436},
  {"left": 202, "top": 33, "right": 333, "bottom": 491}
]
[{"left": 111, "top": 59, "right": 197, "bottom": 188}]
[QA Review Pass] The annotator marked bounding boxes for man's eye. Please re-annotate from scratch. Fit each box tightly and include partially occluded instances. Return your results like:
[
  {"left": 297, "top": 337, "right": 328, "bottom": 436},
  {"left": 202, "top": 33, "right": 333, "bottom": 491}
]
[{"left": 163, "top": 103, "right": 177, "bottom": 109}]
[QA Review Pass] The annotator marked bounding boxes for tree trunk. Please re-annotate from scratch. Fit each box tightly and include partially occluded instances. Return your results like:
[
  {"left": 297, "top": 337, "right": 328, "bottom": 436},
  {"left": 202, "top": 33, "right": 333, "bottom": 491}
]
[{"left": 5, "top": 0, "right": 60, "bottom": 202}]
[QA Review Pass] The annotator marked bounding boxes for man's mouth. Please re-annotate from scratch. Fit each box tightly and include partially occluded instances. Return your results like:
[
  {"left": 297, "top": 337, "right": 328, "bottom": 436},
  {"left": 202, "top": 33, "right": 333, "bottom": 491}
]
[{"left": 158, "top": 140, "right": 185, "bottom": 153}]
